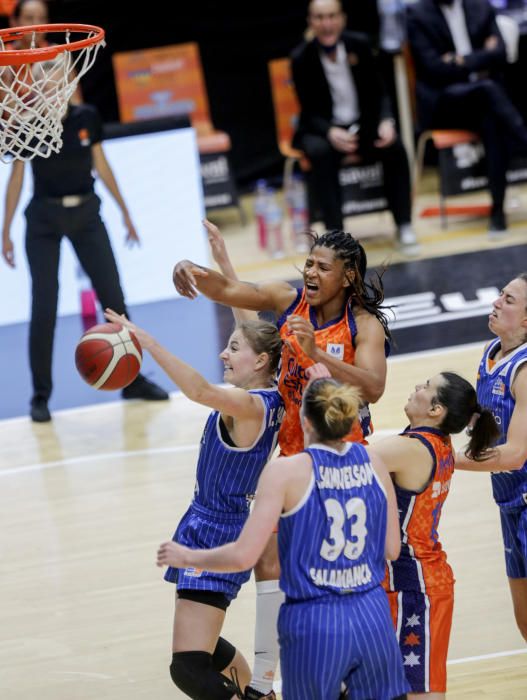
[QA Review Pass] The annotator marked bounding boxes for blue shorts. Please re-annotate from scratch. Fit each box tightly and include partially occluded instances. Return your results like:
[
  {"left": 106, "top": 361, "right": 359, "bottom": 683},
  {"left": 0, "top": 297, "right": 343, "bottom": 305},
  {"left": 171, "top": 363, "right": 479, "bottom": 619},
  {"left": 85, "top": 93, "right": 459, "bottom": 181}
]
[
  {"left": 500, "top": 507, "right": 527, "bottom": 578},
  {"left": 164, "top": 501, "right": 251, "bottom": 601},
  {"left": 278, "top": 587, "right": 410, "bottom": 700}
]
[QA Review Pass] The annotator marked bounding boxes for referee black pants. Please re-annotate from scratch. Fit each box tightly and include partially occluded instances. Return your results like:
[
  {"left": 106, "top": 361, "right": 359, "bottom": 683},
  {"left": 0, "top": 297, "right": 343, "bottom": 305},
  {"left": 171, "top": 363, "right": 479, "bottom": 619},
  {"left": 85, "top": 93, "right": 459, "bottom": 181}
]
[{"left": 25, "top": 193, "right": 128, "bottom": 401}]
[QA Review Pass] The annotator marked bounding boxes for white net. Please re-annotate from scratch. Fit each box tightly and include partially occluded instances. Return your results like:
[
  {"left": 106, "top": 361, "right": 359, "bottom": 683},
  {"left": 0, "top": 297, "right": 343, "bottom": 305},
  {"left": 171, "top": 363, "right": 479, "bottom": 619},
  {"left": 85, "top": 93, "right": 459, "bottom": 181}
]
[{"left": 0, "top": 27, "right": 104, "bottom": 162}]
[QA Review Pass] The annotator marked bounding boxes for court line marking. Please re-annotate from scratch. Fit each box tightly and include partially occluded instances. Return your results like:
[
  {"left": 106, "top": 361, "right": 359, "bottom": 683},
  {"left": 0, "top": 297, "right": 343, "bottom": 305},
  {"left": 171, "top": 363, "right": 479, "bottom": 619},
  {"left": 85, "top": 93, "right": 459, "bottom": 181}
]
[
  {"left": 0, "top": 388, "right": 187, "bottom": 426},
  {"left": 0, "top": 340, "right": 485, "bottom": 427},
  {"left": 272, "top": 647, "right": 527, "bottom": 693},
  {"left": 51, "top": 671, "right": 114, "bottom": 680},
  {"left": 0, "top": 429, "right": 403, "bottom": 478},
  {"left": 447, "top": 647, "right": 527, "bottom": 665},
  {"left": 0, "top": 444, "right": 200, "bottom": 477},
  {"left": 0, "top": 338, "right": 490, "bottom": 475},
  {"left": 45, "top": 648, "right": 527, "bottom": 689}
]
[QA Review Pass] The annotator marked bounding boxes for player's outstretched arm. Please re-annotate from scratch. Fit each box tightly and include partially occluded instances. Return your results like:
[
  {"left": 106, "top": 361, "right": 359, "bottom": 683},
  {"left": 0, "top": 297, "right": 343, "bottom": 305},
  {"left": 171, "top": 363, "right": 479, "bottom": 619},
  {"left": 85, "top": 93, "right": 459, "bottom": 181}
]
[
  {"left": 104, "top": 308, "right": 263, "bottom": 420},
  {"left": 174, "top": 231, "right": 297, "bottom": 315},
  {"left": 205, "top": 219, "right": 257, "bottom": 324}
]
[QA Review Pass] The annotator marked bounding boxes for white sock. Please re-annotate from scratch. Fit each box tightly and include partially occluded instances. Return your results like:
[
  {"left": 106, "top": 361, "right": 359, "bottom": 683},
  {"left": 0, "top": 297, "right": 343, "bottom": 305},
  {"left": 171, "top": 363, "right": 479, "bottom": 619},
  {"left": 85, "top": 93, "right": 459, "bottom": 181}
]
[{"left": 249, "top": 580, "right": 284, "bottom": 694}]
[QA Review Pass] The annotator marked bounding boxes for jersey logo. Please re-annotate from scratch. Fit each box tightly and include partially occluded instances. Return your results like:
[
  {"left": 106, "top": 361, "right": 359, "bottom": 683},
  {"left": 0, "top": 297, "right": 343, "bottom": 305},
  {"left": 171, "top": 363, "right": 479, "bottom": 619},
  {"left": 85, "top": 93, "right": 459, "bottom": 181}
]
[
  {"left": 184, "top": 567, "right": 203, "bottom": 577},
  {"left": 326, "top": 343, "right": 344, "bottom": 360},
  {"left": 492, "top": 378, "right": 506, "bottom": 396},
  {"left": 78, "top": 128, "right": 91, "bottom": 146}
]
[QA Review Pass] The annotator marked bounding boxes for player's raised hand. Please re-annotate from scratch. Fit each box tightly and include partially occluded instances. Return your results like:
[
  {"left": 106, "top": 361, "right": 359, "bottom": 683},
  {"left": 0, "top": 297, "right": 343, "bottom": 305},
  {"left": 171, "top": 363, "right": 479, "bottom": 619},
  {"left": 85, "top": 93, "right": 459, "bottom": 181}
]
[
  {"left": 157, "top": 540, "right": 191, "bottom": 568},
  {"left": 172, "top": 259, "right": 209, "bottom": 299},
  {"left": 204, "top": 218, "right": 229, "bottom": 268},
  {"left": 104, "top": 308, "right": 156, "bottom": 350}
]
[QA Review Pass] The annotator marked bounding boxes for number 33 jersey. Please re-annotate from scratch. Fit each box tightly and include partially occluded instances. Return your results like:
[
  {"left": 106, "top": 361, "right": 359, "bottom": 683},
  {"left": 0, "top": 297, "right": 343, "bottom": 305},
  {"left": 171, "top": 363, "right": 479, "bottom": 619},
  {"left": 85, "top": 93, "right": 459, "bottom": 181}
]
[{"left": 278, "top": 442, "right": 388, "bottom": 601}]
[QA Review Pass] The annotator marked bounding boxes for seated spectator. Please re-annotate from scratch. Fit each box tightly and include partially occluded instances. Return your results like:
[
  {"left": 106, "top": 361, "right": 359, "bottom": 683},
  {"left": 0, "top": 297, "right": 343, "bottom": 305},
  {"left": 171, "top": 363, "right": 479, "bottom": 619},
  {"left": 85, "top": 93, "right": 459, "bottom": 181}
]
[
  {"left": 291, "top": 0, "right": 419, "bottom": 255},
  {"left": 407, "top": 0, "right": 527, "bottom": 236}
]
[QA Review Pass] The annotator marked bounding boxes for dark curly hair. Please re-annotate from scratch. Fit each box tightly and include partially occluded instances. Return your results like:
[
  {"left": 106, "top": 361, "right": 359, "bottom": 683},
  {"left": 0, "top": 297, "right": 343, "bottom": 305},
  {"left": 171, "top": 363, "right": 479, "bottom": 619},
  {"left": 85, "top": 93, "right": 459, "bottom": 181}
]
[{"left": 306, "top": 229, "right": 391, "bottom": 339}]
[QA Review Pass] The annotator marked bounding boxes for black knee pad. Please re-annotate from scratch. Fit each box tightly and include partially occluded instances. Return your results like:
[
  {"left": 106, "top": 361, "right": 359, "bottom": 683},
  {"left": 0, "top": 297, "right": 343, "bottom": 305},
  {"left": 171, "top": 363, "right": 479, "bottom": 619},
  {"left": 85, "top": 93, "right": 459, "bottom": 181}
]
[
  {"left": 170, "top": 651, "right": 240, "bottom": 699},
  {"left": 212, "top": 636, "right": 236, "bottom": 671}
]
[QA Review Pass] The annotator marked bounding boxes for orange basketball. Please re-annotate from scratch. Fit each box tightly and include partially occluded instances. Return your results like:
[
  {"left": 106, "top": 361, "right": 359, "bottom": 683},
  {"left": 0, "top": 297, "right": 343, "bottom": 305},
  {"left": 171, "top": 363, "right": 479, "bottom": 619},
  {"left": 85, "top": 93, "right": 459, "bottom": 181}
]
[{"left": 75, "top": 322, "right": 142, "bottom": 391}]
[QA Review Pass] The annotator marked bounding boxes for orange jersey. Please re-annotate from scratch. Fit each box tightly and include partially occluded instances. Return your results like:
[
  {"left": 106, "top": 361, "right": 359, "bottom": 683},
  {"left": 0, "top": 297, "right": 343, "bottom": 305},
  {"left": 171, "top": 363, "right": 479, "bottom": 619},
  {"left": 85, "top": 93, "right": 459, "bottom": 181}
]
[
  {"left": 277, "top": 288, "right": 373, "bottom": 456},
  {"left": 384, "top": 427, "right": 455, "bottom": 593}
]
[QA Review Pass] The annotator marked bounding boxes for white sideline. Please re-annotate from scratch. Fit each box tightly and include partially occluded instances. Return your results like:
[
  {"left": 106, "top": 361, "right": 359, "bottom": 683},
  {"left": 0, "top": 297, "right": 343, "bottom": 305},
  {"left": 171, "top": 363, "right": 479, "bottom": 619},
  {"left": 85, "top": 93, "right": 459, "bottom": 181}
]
[{"left": 272, "top": 648, "right": 527, "bottom": 693}]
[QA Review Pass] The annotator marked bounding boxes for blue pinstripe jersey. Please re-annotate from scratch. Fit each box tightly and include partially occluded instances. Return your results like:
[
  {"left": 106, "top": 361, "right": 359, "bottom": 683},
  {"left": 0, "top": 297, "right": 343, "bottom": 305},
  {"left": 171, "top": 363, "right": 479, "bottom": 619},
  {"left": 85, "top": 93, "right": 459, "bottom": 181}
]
[
  {"left": 278, "top": 443, "right": 388, "bottom": 600},
  {"left": 193, "top": 388, "right": 284, "bottom": 514},
  {"left": 477, "top": 339, "right": 527, "bottom": 509}
]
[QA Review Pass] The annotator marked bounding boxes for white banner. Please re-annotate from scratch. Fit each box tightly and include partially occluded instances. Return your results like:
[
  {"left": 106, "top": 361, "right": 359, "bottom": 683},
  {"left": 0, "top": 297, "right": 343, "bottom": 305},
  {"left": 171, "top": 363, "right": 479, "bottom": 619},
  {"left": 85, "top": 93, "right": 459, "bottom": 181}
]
[{"left": 0, "top": 126, "right": 207, "bottom": 326}]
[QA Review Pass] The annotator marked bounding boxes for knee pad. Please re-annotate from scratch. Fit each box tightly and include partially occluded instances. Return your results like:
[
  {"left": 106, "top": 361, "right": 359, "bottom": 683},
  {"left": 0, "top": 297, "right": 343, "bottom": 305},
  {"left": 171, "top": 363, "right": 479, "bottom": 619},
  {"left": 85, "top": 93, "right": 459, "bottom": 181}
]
[
  {"left": 212, "top": 636, "right": 236, "bottom": 672},
  {"left": 170, "top": 651, "right": 241, "bottom": 699}
]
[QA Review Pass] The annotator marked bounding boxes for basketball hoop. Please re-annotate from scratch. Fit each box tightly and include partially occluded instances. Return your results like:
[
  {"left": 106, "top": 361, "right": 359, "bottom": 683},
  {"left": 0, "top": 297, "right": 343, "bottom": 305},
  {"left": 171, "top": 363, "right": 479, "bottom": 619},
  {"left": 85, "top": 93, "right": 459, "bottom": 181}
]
[{"left": 0, "top": 23, "right": 105, "bottom": 162}]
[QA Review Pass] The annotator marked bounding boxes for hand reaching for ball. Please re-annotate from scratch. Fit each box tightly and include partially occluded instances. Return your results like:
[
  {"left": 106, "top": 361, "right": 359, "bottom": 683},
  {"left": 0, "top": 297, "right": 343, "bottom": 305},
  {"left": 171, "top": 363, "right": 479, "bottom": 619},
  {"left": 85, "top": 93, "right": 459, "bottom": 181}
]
[{"left": 104, "top": 309, "right": 156, "bottom": 350}]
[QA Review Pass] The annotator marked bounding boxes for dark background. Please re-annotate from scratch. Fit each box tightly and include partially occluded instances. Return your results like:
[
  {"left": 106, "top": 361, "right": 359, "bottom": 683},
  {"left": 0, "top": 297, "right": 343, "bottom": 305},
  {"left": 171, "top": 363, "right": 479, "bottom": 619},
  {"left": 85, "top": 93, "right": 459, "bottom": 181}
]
[
  {"left": 2, "top": 2, "right": 526, "bottom": 189},
  {"left": 0, "top": 0, "right": 385, "bottom": 189}
]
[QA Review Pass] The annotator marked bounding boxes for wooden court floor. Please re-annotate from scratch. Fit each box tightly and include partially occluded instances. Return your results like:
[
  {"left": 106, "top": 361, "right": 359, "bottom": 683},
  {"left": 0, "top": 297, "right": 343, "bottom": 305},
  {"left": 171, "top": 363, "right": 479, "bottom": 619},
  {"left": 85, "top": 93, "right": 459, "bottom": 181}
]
[{"left": 1, "top": 343, "right": 526, "bottom": 699}]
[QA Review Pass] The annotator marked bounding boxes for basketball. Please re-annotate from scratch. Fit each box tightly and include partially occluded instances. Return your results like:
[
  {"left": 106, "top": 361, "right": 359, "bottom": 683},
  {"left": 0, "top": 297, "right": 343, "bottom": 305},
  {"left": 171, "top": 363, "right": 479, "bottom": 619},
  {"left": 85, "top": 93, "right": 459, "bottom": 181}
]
[{"left": 75, "top": 322, "right": 142, "bottom": 390}]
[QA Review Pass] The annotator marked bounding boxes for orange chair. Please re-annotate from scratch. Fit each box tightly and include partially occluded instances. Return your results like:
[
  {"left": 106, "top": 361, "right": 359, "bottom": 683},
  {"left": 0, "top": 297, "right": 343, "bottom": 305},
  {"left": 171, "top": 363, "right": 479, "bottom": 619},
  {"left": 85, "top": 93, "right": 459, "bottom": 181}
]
[
  {"left": 268, "top": 57, "right": 387, "bottom": 222},
  {"left": 414, "top": 128, "right": 489, "bottom": 228},
  {"left": 112, "top": 42, "right": 244, "bottom": 222},
  {"left": 267, "top": 57, "right": 311, "bottom": 190}
]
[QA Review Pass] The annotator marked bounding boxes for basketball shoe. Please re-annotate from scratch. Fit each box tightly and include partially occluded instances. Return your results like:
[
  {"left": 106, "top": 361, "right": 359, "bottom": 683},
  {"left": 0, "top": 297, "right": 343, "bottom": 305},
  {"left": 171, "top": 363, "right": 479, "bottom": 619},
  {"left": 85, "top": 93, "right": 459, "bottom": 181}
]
[
  {"left": 121, "top": 374, "right": 169, "bottom": 401},
  {"left": 488, "top": 209, "right": 507, "bottom": 239},
  {"left": 30, "top": 396, "right": 51, "bottom": 423},
  {"left": 396, "top": 223, "right": 421, "bottom": 256}
]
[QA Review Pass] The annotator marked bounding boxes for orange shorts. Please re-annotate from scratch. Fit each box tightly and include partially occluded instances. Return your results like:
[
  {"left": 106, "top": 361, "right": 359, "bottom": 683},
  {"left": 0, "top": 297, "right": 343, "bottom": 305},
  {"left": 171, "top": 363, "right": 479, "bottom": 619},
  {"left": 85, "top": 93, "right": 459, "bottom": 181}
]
[{"left": 386, "top": 588, "right": 454, "bottom": 693}]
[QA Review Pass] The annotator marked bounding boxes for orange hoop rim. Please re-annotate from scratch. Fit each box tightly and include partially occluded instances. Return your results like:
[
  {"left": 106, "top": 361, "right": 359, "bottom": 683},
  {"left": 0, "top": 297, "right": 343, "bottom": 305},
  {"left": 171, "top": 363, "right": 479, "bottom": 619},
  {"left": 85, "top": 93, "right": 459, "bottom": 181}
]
[{"left": 0, "top": 24, "right": 105, "bottom": 66}]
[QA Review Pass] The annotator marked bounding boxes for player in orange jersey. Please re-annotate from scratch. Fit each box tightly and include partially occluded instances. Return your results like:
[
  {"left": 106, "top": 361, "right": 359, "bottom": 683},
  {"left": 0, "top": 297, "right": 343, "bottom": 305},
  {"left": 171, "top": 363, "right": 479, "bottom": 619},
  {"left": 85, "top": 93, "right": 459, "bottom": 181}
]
[
  {"left": 174, "top": 219, "right": 391, "bottom": 698},
  {"left": 371, "top": 372, "right": 498, "bottom": 699},
  {"left": 175, "top": 220, "right": 390, "bottom": 453}
]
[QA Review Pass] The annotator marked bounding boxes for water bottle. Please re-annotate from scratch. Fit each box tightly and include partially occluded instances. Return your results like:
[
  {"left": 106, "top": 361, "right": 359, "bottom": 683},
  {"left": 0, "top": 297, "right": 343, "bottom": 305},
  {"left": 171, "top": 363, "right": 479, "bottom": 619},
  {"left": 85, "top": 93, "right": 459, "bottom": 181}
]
[
  {"left": 288, "top": 175, "right": 309, "bottom": 253},
  {"left": 377, "top": 0, "right": 406, "bottom": 54},
  {"left": 253, "top": 179, "right": 269, "bottom": 250},
  {"left": 76, "top": 264, "right": 97, "bottom": 329},
  {"left": 265, "top": 188, "right": 285, "bottom": 259}
]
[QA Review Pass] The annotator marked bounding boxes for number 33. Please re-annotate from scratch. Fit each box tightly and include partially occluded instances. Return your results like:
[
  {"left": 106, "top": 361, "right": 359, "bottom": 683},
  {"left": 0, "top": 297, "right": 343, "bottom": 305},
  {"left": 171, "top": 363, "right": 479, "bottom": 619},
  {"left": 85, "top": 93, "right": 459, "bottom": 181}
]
[{"left": 320, "top": 497, "right": 368, "bottom": 562}]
